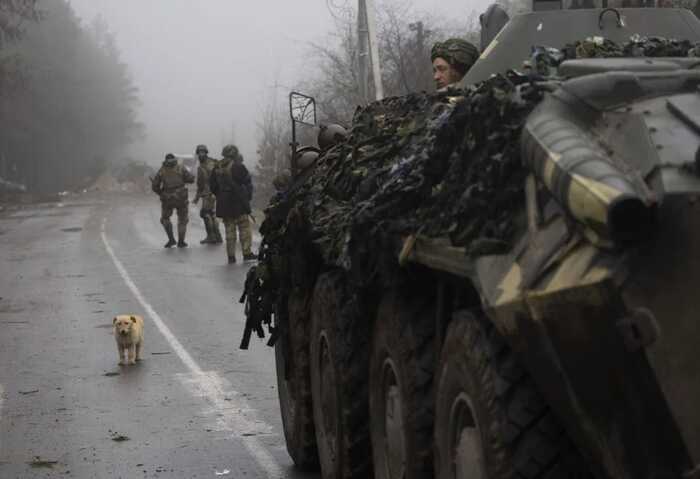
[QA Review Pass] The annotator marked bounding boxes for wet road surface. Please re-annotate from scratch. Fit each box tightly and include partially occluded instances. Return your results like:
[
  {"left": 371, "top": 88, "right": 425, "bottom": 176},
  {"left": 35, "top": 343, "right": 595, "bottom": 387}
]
[{"left": 0, "top": 193, "right": 318, "bottom": 479}]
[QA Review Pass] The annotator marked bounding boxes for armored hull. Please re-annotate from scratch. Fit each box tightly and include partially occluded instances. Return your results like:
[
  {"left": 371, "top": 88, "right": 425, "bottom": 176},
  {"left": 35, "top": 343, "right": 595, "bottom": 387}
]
[{"left": 244, "top": 7, "right": 700, "bottom": 478}]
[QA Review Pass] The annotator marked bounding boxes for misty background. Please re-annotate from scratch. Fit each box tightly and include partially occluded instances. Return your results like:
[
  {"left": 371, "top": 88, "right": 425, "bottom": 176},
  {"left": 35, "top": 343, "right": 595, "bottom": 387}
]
[
  {"left": 66, "top": 0, "right": 492, "bottom": 163},
  {"left": 0, "top": 0, "right": 515, "bottom": 196},
  {"left": 3, "top": 0, "right": 696, "bottom": 198}
]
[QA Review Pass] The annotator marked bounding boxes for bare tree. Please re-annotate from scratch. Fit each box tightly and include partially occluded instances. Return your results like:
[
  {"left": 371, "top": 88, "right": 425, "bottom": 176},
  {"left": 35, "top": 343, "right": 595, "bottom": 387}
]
[
  {"left": 253, "top": 96, "right": 292, "bottom": 208},
  {"left": 377, "top": 1, "right": 432, "bottom": 95},
  {"left": 299, "top": 0, "right": 479, "bottom": 124},
  {"left": 303, "top": 6, "right": 363, "bottom": 125}
]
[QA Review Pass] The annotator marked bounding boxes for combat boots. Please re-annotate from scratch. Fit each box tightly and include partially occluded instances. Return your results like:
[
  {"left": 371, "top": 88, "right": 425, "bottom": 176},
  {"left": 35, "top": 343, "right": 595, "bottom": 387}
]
[
  {"left": 213, "top": 223, "right": 223, "bottom": 244},
  {"left": 200, "top": 218, "right": 214, "bottom": 244},
  {"left": 163, "top": 224, "right": 176, "bottom": 248},
  {"left": 228, "top": 255, "right": 236, "bottom": 264},
  {"left": 243, "top": 252, "right": 257, "bottom": 261},
  {"left": 177, "top": 228, "right": 188, "bottom": 248}
]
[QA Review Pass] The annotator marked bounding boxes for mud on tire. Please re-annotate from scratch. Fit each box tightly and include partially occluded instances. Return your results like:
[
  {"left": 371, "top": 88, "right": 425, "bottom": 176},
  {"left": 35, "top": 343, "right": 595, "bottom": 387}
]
[
  {"left": 369, "top": 289, "right": 435, "bottom": 479},
  {"left": 275, "top": 292, "right": 319, "bottom": 470},
  {"left": 434, "top": 311, "right": 592, "bottom": 479},
  {"left": 310, "top": 271, "right": 373, "bottom": 479}
]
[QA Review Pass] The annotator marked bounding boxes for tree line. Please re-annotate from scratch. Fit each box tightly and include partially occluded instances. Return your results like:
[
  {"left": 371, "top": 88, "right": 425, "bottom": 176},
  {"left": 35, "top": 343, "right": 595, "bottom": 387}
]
[{"left": 0, "top": 0, "right": 142, "bottom": 194}]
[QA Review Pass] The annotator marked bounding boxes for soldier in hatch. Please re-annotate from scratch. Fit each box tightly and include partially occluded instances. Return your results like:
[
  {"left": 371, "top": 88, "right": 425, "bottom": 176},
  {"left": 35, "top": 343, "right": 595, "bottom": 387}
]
[
  {"left": 210, "top": 144, "right": 256, "bottom": 264},
  {"left": 431, "top": 38, "right": 480, "bottom": 90},
  {"left": 192, "top": 144, "right": 223, "bottom": 245},
  {"left": 151, "top": 153, "right": 195, "bottom": 248}
]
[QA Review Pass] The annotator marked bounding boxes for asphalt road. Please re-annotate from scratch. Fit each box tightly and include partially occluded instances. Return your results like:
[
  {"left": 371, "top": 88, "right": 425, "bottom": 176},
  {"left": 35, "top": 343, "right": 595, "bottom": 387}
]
[{"left": 0, "top": 193, "right": 317, "bottom": 479}]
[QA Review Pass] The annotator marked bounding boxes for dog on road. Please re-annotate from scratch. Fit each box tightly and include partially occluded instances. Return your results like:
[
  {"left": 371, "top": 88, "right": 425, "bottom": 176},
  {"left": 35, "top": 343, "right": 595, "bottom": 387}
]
[{"left": 113, "top": 315, "right": 144, "bottom": 365}]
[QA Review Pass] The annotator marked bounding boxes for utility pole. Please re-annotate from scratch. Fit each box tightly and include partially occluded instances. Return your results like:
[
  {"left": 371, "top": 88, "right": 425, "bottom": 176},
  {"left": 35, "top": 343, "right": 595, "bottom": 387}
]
[
  {"left": 357, "top": 0, "right": 369, "bottom": 103},
  {"left": 366, "top": 0, "right": 384, "bottom": 101},
  {"left": 409, "top": 21, "right": 429, "bottom": 91},
  {"left": 410, "top": 21, "right": 425, "bottom": 56},
  {"left": 357, "top": 0, "right": 384, "bottom": 103}
]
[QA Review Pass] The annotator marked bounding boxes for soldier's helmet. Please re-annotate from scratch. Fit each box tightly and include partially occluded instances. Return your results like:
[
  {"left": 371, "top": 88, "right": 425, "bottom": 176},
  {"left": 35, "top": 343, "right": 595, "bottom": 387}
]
[
  {"left": 318, "top": 123, "right": 348, "bottom": 150},
  {"left": 195, "top": 144, "right": 208, "bottom": 155},
  {"left": 221, "top": 144, "right": 239, "bottom": 159},
  {"left": 164, "top": 153, "right": 177, "bottom": 166},
  {"left": 273, "top": 172, "right": 292, "bottom": 191},
  {"left": 296, "top": 146, "right": 321, "bottom": 171},
  {"left": 431, "top": 38, "right": 480, "bottom": 76}
]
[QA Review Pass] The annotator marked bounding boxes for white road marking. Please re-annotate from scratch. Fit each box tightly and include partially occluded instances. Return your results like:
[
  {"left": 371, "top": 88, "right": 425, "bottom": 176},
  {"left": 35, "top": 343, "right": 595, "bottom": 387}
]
[
  {"left": 176, "top": 371, "right": 272, "bottom": 435},
  {"left": 100, "top": 218, "right": 284, "bottom": 478}
]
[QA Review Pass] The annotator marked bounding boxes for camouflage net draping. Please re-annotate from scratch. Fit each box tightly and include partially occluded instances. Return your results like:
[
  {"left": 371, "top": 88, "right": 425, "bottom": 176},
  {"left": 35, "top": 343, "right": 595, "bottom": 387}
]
[
  {"left": 569, "top": 34, "right": 700, "bottom": 58},
  {"left": 240, "top": 35, "right": 700, "bottom": 347},
  {"left": 530, "top": 35, "right": 700, "bottom": 75}
]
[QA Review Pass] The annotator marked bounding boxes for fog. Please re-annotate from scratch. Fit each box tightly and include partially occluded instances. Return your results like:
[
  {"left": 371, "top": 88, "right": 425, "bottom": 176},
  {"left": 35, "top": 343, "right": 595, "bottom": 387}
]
[{"left": 68, "top": 0, "right": 492, "bottom": 168}]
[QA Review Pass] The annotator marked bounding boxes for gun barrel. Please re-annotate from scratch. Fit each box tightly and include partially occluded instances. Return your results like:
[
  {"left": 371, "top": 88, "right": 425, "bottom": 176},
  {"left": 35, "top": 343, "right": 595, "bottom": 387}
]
[{"left": 522, "top": 98, "right": 654, "bottom": 247}]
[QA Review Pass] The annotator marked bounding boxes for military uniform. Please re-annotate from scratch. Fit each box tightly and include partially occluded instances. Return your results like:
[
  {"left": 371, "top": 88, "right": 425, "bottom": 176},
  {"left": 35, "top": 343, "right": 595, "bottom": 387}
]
[
  {"left": 193, "top": 144, "right": 223, "bottom": 244},
  {"left": 210, "top": 144, "right": 255, "bottom": 264},
  {"left": 152, "top": 154, "right": 195, "bottom": 248}
]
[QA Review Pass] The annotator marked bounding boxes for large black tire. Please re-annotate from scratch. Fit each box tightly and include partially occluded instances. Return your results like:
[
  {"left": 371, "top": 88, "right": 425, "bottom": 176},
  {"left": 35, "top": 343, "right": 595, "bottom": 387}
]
[
  {"left": 369, "top": 290, "right": 435, "bottom": 479},
  {"left": 275, "top": 292, "right": 319, "bottom": 470},
  {"left": 310, "top": 272, "right": 373, "bottom": 479},
  {"left": 434, "top": 311, "right": 593, "bottom": 479}
]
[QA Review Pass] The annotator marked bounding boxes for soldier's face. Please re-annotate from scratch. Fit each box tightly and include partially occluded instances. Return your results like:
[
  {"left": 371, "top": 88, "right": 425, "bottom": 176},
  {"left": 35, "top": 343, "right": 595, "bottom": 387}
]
[
  {"left": 433, "top": 57, "right": 462, "bottom": 89},
  {"left": 197, "top": 152, "right": 207, "bottom": 160}
]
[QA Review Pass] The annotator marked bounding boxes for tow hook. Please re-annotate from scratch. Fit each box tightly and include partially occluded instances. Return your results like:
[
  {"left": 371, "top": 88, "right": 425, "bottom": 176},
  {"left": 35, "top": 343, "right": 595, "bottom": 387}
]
[{"left": 616, "top": 307, "right": 660, "bottom": 352}]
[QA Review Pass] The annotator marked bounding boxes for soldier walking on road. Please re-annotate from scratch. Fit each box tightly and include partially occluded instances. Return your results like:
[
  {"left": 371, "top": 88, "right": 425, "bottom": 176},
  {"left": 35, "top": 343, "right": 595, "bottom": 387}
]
[
  {"left": 210, "top": 144, "right": 256, "bottom": 264},
  {"left": 151, "top": 153, "right": 195, "bottom": 248},
  {"left": 192, "top": 144, "right": 223, "bottom": 245}
]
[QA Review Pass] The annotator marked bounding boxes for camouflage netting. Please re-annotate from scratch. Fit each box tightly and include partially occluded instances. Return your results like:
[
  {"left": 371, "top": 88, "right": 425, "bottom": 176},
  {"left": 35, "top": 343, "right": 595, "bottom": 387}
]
[
  {"left": 567, "top": 34, "right": 700, "bottom": 58},
  {"left": 241, "top": 35, "right": 700, "bottom": 347}
]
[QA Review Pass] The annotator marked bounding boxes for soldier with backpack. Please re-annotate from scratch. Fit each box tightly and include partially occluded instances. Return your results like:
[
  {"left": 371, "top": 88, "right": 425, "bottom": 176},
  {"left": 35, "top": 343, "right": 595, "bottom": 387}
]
[{"left": 210, "top": 144, "right": 257, "bottom": 264}]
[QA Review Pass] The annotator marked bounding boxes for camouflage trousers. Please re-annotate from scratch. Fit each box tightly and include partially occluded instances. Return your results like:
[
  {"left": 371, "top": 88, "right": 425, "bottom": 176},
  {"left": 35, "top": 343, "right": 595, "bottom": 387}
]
[
  {"left": 161, "top": 201, "right": 188, "bottom": 235},
  {"left": 223, "top": 215, "right": 252, "bottom": 257},
  {"left": 200, "top": 194, "right": 216, "bottom": 217},
  {"left": 199, "top": 195, "right": 220, "bottom": 227}
]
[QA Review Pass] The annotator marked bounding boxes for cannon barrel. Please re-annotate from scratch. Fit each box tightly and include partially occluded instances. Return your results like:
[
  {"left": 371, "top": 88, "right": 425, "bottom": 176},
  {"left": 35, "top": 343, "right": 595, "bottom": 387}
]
[{"left": 521, "top": 99, "right": 654, "bottom": 247}]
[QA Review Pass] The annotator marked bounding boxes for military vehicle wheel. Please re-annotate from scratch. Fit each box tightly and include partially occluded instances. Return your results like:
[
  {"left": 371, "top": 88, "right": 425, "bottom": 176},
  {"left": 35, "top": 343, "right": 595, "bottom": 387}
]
[
  {"left": 275, "top": 294, "right": 319, "bottom": 470},
  {"left": 435, "top": 311, "right": 592, "bottom": 479},
  {"left": 310, "top": 272, "right": 372, "bottom": 479},
  {"left": 369, "top": 291, "right": 435, "bottom": 479}
]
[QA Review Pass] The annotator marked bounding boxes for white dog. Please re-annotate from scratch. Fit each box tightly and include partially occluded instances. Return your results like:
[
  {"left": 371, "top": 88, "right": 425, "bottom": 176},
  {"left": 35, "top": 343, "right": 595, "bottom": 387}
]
[{"left": 113, "top": 315, "right": 144, "bottom": 365}]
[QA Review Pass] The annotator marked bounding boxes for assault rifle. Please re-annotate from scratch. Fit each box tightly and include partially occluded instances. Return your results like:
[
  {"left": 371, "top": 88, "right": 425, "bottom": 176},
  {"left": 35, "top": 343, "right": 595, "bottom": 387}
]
[{"left": 239, "top": 266, "right": 267, "bottom": 349}]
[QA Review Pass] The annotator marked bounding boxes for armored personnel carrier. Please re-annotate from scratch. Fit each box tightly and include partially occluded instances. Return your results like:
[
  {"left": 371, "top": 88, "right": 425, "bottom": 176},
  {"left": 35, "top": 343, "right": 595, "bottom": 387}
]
[{"left": 242, "top": 3, "right": 700, "bottom": 478}]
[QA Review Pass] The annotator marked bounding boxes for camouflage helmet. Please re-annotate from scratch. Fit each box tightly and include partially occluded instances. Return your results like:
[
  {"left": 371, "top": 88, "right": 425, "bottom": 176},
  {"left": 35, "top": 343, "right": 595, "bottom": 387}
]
[
  {"left": 195, "top": 144, "right": 208, "bottom": 154},
  {"left": 431, "top": 38, "right": 480, "bottom": 75},
  {"left": 318, "top": 123, "right": 348, "bottom": 150},
  {"left": 296, "top": 146, "right": 320, "bottom": 171},
  {"left": 221, "top": 144, "right": 239, "bottom": 159},
  {"left": 163, "top": 153, "right": 177, "bottom": 166},
  {"left": 273, "top": 172, "right": 292, "bottom": 191}
]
